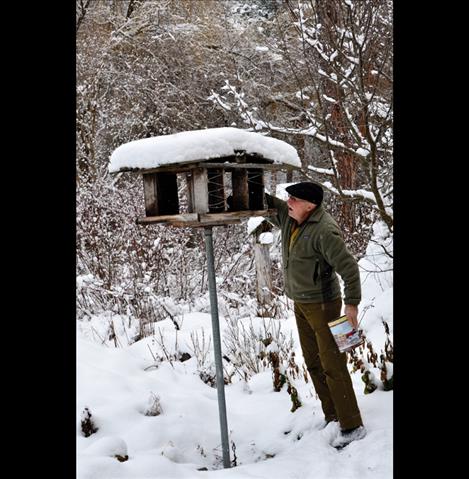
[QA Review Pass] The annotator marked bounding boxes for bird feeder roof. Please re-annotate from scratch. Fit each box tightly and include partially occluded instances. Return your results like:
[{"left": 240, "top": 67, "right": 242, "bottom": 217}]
[{"left": 108, "top": 127, "right": 301, "bottom": 173}]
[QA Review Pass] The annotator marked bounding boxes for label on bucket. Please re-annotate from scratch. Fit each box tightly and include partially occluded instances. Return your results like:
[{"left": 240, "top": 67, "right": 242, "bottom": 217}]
[{"left": 328, "top": 315, "right": 363, "bottom": 353}]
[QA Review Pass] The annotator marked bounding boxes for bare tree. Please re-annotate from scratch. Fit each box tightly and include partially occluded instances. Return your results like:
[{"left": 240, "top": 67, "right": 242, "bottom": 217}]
[
  {"left": 76, "top": 0, "right": 92, "bottom": 33},
  {"left": 209, "top": 0, "right": 393, "bottom": 239},
  {"left": 285, "top": 0, "right": 393, "bottom": 232}
]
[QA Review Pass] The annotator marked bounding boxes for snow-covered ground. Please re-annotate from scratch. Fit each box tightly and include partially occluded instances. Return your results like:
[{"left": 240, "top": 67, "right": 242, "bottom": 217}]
[{"left": 77, "top": 222, "right": 393, "bottom": 478}]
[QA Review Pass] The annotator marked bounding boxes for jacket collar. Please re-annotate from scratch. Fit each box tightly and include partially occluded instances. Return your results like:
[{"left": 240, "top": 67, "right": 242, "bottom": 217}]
[
  {"left": 305, "top": 204, "right": 325, "bottom": 224},
  {"left": 289, "top": 205, "right": 325, "bottom": 228}
]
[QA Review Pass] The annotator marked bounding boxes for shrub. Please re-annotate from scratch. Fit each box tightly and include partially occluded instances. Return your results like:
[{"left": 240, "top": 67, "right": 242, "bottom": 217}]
[{"left": 81, "top": 407, "right": 98, "bottom": 437}]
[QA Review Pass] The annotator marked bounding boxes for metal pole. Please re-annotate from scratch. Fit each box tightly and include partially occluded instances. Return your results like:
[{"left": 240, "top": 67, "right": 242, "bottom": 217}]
[{"left": 203, "top": 226, "right": 231, "bottom": 468}]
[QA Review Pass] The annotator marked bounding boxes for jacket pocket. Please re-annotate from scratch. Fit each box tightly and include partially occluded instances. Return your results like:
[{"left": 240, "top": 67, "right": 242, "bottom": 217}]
[{"left": 313, "top": 259, "right": 319, "bottom": 284}]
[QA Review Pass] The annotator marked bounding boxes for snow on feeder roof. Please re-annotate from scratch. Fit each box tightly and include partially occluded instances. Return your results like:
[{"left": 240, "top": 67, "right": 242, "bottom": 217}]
[
  {"left": 108, "top": 127, "right": 301, "bottom": 228},
  {"left": 108, "top": 127, "right": 300, "bottom": 173}
]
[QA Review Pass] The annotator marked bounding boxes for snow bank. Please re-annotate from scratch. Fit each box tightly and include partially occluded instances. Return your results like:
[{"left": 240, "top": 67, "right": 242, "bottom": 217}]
[
  {"left": 77, "top": 312, "right": 392, "bottom": 478},
  {"left": 358, "top": 221, "right": 393, "bottom": 349}
]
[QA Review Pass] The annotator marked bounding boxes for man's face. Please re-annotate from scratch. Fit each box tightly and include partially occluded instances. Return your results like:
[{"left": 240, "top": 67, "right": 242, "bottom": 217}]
[{"left": 287, "top": 195, "right": 316, "bottom": 223}]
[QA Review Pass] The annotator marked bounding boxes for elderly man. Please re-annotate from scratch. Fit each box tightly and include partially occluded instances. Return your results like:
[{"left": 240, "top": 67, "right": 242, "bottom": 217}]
[{"left": 265, "top": 181, "right": 366, "bottom": 449}]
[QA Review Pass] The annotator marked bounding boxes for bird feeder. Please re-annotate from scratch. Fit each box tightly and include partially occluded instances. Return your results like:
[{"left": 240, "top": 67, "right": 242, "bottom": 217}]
[
  {"left": 109, "top": 127, "right": 301, "bottom": 469},
  {"left": 109, "top": 127, "right": 301, "bottom": 227}
]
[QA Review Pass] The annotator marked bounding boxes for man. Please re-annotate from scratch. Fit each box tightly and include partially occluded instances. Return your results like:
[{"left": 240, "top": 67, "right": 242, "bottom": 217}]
[{"left": 265, "top": 181, "right": 366, "bottom": 449}]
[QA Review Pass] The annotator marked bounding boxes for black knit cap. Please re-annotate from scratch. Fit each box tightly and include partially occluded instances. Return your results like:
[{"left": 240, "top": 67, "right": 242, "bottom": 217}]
[{"left": 285, "top": 182, "right": 323, "bottom": 206}]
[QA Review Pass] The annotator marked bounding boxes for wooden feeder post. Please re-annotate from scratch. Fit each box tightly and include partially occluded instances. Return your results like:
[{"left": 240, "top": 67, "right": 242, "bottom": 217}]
[
  {"left": 254, "top": 234, "right": 273, "bottom": 317},
  {"left": 109, "top": 128, "right": 301, "bottom": 470},
  {"left": 249, "top": 220, "right": 274, "bottom": 317}
]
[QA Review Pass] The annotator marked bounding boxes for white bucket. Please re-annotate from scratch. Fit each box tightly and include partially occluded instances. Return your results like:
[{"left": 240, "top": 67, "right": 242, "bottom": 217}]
[{"left": 328, "top": 315, "right": 363, "bottom": 353}]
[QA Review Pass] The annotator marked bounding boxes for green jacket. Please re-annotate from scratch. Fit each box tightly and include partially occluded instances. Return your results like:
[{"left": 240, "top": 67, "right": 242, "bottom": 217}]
[{"left": 265, "top": 193, "right": 361, "bottom": 305}]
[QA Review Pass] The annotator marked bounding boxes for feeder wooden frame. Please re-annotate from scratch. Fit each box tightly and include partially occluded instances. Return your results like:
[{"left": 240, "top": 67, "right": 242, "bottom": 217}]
[{"left": 118, "top": 151, "right": 299, "bottom": 228}]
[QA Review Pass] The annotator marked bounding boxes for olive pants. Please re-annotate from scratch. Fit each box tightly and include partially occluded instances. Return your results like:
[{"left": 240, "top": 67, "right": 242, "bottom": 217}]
[{"left": 294, "top": 298, "right": 363, "bottom": 430}]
